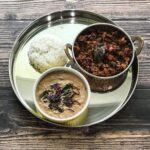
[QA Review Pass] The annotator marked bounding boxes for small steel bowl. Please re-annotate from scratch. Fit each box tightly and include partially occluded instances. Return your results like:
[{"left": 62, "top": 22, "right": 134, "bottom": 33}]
[
  {"left": 33, "top": 67, "right": 91, "bottom": 123},
  {"left": 65, "top": 23, "right": 144, "bottom": 92}
]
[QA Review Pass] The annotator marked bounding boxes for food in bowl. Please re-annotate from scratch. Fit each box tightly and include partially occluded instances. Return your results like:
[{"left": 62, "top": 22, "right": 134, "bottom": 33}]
[
  {"left": 34, "top": 68, "right": 90, "bottom": 120},
  {"left": 74, "top": 26, "right": 132, "bottom": 77},
  {"left": 28, "top": 35, "right": 68, "bottom": 73},
  {"left": 65, "top": 23, "right": 143, "bottom": 92}
]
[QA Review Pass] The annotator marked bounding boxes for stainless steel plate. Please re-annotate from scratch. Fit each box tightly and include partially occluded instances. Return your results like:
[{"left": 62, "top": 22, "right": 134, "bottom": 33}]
[{"left": 9, "top": 10, "right": 138, "bottom": 127}]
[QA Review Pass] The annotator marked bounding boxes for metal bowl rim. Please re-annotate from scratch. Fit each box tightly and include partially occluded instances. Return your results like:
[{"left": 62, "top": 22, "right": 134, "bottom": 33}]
[{"left": 71, "top": 23, "right": 135, "bottom": 80}]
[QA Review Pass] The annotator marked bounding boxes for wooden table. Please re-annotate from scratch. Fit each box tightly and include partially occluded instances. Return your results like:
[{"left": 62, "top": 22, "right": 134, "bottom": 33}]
[{"left": 0, "top": 0, "right": 150, "bottom": 149}]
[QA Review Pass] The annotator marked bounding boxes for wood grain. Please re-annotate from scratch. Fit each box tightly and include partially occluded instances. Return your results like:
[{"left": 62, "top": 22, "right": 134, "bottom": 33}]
[
  {"left": 0, "top": 0, "right": 150, "bottom": 87},
  {"left": 0, "top": 0, "right": 150, "bottom": 149},
  {"left": 0, "top": 20, "right": 149, "bottom": 87},
  {"left": 0, "top": 88, "right": 150, "bottom": 150}
]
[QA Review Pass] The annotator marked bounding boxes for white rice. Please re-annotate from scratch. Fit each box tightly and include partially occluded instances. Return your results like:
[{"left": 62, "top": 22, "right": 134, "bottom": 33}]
[{"left": 28, "top": 35, "right": 68, "bottom": 73}]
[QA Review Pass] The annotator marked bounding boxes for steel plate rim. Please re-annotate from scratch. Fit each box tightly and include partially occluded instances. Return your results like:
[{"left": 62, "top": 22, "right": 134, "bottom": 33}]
[{"left": 9, "top": 10, "right": 138, "bottom": 127}]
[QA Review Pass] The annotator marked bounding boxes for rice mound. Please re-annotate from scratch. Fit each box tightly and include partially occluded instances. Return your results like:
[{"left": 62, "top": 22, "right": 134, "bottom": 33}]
[{"left": 28, "top": 35, "right": 67, "bottom": 73}]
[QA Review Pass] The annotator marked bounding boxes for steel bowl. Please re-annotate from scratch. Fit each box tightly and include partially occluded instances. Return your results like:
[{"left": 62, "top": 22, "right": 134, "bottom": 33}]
[{"left": 65, "top": 23, "right": 144, "bottom": 92}]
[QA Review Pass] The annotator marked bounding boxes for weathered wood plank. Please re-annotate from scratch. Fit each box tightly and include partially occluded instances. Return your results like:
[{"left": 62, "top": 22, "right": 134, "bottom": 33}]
[
  {"left": 0, "top": 0, "right": 149, "bottom": 20},
  {"left": 0, "top": 20, "right": 150, "bottom": 87},
  {"left": 0, "top": 0, "right": 150, "bottom": 149},
  {"left": 0, "top": 88, "right": 150, "bottom": 126},
  {"left": 0, "top": 88, "right": 150, "bottom": 149}
]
